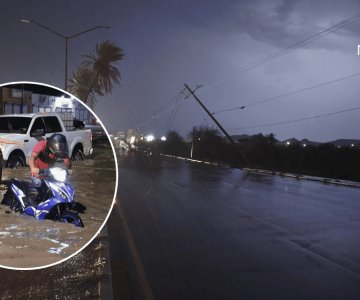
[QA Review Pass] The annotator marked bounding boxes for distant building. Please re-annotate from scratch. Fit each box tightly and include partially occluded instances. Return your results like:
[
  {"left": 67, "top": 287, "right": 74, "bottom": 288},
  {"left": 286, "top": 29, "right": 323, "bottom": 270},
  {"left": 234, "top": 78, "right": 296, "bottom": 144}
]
[
  {"left": 127, "top": 128, "right": 141, "bottom": 143},
  {"left": 115, "top": 131, "right": 126, "bottom": 140},
  {"left": 0, "top": 87, "right": 33, "bottom": 114},
  {"left": 0, "top": 85, "right": 92, "bottom": 123},
  {"left": 31, "top": 93, "right": 92, "bottom": 124}
]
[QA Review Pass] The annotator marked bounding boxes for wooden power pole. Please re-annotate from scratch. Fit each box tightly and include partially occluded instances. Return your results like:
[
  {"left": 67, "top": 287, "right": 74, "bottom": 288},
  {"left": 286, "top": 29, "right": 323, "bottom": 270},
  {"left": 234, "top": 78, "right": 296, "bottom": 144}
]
[{"left": 184, "top": 84, "right": 250, "bottom": 166}]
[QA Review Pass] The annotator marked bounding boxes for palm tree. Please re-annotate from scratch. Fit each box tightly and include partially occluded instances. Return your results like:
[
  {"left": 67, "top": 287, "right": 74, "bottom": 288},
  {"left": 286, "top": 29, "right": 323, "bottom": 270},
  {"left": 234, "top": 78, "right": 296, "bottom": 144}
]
[
  {"left": 68, "top": 67, "right": 103, "bottom": 108},
  {"left": 82, "top": 40, "right": 124, "bottom": 103},
  {"left": 68, "top": 40, "right": 124, "bottom": 108}
]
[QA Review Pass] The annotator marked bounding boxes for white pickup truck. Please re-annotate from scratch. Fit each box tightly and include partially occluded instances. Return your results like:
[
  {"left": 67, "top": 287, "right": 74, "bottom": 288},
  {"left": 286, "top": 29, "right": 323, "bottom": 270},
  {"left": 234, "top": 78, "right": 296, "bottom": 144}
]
[{"left": 0, "top": 113, "right": 93, "bottom": 168}]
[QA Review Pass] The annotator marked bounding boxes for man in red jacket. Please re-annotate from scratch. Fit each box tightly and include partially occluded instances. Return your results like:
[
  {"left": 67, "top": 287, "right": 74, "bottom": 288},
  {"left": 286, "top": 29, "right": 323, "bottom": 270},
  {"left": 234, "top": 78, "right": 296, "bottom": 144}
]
[{"left": 29, "top": 133, "right": 72, "bottom": 187}]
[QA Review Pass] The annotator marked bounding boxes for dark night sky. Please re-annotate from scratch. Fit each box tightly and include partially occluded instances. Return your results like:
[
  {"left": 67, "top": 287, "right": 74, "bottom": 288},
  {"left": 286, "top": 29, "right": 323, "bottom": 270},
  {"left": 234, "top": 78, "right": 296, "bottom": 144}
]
[{"left": 1, "top": 0, "right": 360, "bottom": 141}]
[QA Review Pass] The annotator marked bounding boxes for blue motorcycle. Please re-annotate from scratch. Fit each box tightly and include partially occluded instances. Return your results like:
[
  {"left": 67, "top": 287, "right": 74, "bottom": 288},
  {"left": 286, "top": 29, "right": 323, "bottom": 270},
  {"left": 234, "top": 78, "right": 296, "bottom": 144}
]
[{"left": 1, "top": 167, "right": 84, "bottom": 227}]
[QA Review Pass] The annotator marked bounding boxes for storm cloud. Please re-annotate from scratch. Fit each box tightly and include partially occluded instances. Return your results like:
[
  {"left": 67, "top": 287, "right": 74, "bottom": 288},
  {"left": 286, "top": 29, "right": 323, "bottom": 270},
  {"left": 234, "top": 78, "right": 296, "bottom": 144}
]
[{"left": 1, "top": 0, "right": 360, "bottom": 142}]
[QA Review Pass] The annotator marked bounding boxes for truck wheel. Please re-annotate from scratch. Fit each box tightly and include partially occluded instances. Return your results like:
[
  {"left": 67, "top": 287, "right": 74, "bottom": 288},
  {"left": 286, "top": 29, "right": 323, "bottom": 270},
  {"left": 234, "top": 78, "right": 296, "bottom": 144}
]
[
  {"left": 71, "top": 148, "right": 84, "bottom": 161},
  {"left": 7, "top": 154, "right": 25, "bottom": 169}
]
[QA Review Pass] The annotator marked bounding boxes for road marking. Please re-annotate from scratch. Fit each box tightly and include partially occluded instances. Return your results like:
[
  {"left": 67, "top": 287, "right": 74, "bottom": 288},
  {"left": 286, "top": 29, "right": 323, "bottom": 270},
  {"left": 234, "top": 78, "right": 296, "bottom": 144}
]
[
  {"left": 283, "top": 238, "right": 360, "bottom": 282},
  {"left": 221, "top": 182, "right": 239, "bottom": 187},
  {"left": 115, "top": 199, "right": 155, "bottom": 300},
  {"left": 168, "top": 180, "right": 187, "bottom": 189},
  {"left": 160, "top": 153, "right": 360, "bottom": 188},
  {"left": 224, "top": 203, "right": 360, "bottom": 282}
]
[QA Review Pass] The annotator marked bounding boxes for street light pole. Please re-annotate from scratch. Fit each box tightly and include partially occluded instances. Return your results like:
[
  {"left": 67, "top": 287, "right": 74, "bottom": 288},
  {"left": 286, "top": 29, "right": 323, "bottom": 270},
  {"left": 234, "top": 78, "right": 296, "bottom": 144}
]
[
  {"left": 65, "top": 38, "right": 68, "bottom": 91},
  {"left": 20, "top": 19, "right": 110, "bottom": 91}
]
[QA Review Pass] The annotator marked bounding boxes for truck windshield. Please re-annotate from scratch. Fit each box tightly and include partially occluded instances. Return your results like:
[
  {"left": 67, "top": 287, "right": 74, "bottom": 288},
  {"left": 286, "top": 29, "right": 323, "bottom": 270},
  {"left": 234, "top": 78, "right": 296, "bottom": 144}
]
[{"left": 0, "top": 117, "right": 32, "bottom": 134}]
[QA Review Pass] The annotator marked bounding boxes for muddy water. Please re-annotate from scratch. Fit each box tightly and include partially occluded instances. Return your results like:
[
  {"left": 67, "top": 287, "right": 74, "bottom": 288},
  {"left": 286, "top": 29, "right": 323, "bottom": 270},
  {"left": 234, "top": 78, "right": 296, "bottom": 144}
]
[
  {"left": 0, "top": 142, "right": 116, "bottom": 269},
  {"left": 0, "top": 232, "right": 113, "bottom": 299}
]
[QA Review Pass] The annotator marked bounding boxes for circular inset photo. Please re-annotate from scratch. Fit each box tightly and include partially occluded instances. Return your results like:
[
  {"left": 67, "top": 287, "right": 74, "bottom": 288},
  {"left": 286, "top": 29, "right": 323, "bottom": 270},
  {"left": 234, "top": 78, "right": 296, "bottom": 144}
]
[{"left": 0, "top": 82, "right": 117, "bottom": 269}]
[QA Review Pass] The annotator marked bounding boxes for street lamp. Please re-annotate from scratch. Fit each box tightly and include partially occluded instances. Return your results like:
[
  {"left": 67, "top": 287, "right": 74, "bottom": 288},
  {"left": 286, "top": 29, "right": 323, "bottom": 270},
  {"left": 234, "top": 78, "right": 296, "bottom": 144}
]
[
  {"left": 190, "top": 137, "right": 201, "bottom": 159},
  {"left": 20, "top": 19, "right": 110, "bottom": 91},
  {"left": 146, "top": 135, "right": 155, "bottom": 142}
]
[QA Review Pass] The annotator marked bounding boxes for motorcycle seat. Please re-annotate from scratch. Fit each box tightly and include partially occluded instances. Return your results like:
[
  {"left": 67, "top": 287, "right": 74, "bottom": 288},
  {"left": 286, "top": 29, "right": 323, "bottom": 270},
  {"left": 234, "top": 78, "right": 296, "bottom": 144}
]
[
  {"left": 11, "top": 179, "right": 35, "bottom": 194},
  {"left": 10, "top": 179, "right": 42, "bottom": 204}
]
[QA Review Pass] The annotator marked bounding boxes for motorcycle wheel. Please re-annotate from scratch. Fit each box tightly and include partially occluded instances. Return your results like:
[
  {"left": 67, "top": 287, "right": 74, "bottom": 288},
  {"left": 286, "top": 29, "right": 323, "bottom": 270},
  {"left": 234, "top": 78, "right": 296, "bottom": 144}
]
[{"left": 60, "top": 211, "right": 84, "bottom": 228}]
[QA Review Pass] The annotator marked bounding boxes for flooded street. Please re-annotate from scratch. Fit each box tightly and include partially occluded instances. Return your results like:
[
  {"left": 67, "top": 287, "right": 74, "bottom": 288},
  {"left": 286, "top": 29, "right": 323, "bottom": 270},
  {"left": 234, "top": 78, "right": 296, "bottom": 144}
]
[
  {"left": 0, "top": 142, "right": 116, "bottom": 269},
  {"left": 0, "top": 231, "right": 113, "bottom": 299}
]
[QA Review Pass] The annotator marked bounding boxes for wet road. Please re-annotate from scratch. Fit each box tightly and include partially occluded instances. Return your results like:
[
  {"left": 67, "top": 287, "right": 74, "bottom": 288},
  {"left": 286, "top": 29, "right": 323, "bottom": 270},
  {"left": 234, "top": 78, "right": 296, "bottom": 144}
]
[{"left": 116, "top": 152, "right": 360, "bottom": 300}]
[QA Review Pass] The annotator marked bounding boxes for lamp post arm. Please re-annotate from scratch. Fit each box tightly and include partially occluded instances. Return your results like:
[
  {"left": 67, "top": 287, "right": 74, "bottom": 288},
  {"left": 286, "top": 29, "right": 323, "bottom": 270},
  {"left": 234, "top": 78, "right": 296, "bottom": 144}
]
[
  {"left": 68, "top": 25, "right": 110, "bottom": 39},
  {"left": 28, "top": 20, "right": 66, "bottom": 39},
  {"left": 20, "top": 19, "right": 110, "bottom": 91}
]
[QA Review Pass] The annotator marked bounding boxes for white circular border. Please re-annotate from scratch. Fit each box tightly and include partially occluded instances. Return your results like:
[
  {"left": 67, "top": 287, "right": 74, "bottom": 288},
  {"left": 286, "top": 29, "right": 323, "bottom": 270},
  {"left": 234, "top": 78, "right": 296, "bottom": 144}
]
[{"left": 0, "top": 81, "right": 119, "bottom": 271}]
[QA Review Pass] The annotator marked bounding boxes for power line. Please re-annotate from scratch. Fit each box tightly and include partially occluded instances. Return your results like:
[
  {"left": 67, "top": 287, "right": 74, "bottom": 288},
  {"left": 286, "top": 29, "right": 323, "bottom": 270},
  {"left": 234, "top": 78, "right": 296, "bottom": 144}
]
[
  {"left": 158, "top": 98, "right": 185, "bottom": 118},
  {"left": 141, "top": 86, "right": 197, "bottom": 130},
  {"left": 212, "top": 71, "right": 360, "bottom": 114},
  {"left": 135, "top": 91, "right": 184, "bottom": 128},
  {"left": 134, "top": 12, "right": 360, "bottom": 132},
  {"left": 135, "top": 93, "right": 180, "bottom": 127},
  {"left": 136, "top": 99, "right": 185, "bottom": 129},
  {"left": 165, "top": 95, "right": 182, "bottom": 134},
  {"left": 199, "top": 12, "right": 360, "bottom": 93},
  {"left": 184, "top": 83, "right": 250, "bottom": 165},
  {"left": 230, "top": 106, "right": 360, "bottom": 130}
]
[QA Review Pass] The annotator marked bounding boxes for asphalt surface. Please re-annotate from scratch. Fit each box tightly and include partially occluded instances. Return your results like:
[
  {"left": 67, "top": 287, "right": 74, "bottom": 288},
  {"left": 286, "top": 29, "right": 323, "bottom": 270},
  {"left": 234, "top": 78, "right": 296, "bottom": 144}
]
[{"left": 115, "top": 151, "right": 360, "bottom": 300}]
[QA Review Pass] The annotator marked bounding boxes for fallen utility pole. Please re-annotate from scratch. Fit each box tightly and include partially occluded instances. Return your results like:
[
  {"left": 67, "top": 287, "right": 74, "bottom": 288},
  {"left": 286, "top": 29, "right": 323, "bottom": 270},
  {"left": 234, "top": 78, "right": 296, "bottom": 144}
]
[{"left": 184, "top": 84, "right": 250, "bottom": 166}]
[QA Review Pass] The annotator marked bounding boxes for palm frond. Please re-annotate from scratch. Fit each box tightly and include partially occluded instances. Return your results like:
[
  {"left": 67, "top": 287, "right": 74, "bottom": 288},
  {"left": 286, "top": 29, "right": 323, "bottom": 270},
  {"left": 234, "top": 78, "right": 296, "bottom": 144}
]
[{"left": 69, "top": 40, "right": 124, "bottom": 108}]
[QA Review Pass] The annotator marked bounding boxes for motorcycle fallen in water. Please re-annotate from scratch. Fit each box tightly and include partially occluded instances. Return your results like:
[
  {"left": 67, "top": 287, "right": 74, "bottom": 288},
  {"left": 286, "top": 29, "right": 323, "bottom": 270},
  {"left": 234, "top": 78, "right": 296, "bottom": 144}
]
[{"left": 1, "top": 167, "right": 84, "bottom": 227}]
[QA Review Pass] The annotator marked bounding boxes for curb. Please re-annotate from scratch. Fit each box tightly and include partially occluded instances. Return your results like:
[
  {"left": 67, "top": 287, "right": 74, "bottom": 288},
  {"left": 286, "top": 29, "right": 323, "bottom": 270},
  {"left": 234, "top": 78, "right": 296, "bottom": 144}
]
[{"left": 159, "top": 153, "right": 360, "bottom": 189}]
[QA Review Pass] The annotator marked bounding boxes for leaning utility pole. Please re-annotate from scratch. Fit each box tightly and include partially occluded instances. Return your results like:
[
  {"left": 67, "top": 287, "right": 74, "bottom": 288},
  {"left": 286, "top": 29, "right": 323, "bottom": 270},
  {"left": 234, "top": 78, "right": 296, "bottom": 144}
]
[{"left": 184, "top": 84, "right": 250, "bottom": 166}]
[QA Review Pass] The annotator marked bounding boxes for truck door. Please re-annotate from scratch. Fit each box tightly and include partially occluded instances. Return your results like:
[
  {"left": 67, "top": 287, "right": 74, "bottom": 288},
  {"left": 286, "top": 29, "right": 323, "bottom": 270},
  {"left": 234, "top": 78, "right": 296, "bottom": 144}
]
[
  {"left": 28, "top": 117, "right": 46, "bottom": 161},
  {"left": 27, "top": 116, "right": 63, "bottom": 161}
]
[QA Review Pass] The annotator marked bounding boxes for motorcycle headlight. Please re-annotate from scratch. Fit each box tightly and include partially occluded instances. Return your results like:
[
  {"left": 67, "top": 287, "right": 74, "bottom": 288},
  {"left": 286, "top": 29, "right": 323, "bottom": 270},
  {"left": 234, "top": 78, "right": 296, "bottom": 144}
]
[{"left": 50, "top": 168, "right": 67, "bottom": 182}]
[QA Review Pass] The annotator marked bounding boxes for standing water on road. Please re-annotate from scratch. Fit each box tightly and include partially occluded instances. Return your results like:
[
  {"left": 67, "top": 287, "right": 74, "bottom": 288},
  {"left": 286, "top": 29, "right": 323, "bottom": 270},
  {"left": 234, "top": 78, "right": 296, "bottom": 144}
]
[{"left": 0, "top": 142, "right": 116, "bottom": 269}]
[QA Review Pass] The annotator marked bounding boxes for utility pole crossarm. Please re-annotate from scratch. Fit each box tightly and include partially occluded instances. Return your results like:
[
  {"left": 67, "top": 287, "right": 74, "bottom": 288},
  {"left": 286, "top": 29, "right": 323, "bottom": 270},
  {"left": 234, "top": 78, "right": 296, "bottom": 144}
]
[{"left": 184, "top": 83, "right": 250, "bottom": 166}]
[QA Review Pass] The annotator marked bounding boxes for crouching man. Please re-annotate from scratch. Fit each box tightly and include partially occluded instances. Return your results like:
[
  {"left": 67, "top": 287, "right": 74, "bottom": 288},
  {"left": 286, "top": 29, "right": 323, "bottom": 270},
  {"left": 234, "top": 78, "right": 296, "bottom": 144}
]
[{"left": 29, "top": 133, "right": 72, "bottom": 187}]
